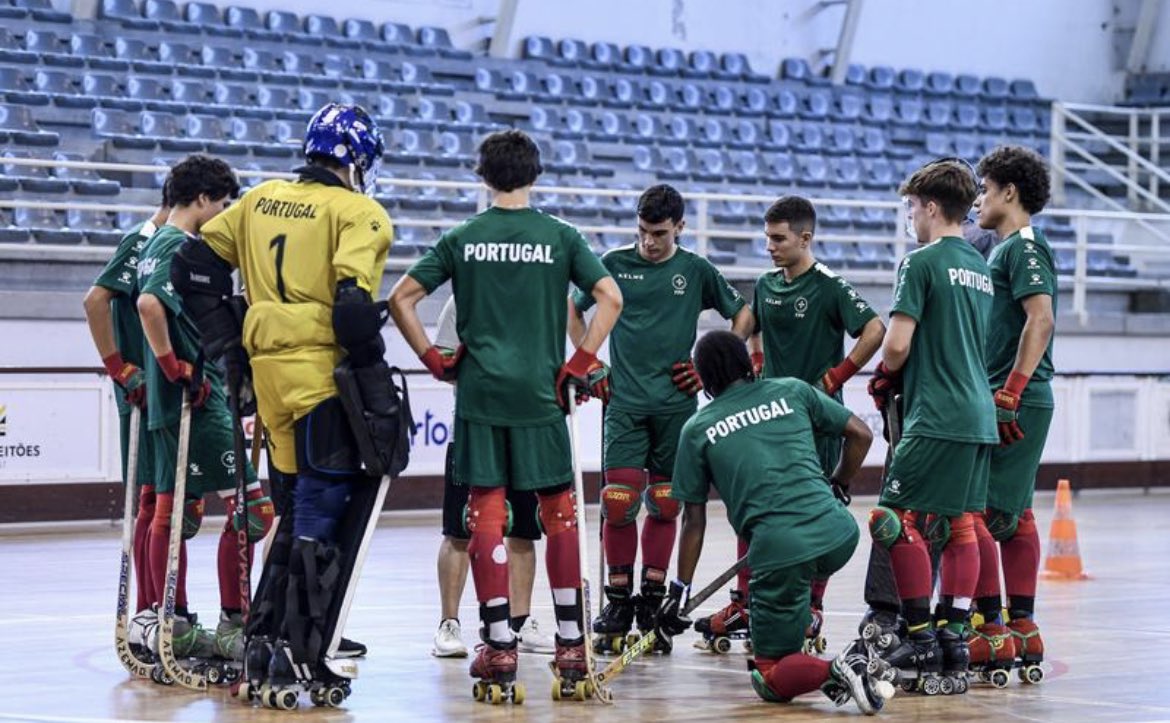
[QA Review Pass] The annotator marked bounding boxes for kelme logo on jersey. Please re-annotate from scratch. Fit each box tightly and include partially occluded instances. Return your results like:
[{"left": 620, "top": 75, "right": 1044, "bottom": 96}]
[
  {"left": 672, "top": 274, "right": 687, "bottom": 295},
  {"left": 704, "top": 397, "right": 794, "bottom": 445},
  {"left": 887, "top": 478, "right": 901, "bottom": 496},
  {"left": 463, "top": 242, "right": 554, "bottom": 264}
]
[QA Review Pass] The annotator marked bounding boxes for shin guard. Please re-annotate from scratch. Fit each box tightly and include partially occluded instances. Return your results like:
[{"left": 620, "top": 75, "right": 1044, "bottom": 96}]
[
  {"left": 150, "top": 493, "right": 189, "bottom": 610},
  {"left": 538, "top": 487, "right": 581, "bottom": 588},
  {"left": 887, "top": 510, "right": 932, "bottom": 603},
  {"left": 973, "top": 512, "right": 1003, "bottom": 616},
  {"left": 641, "top": 475, "right": 678, "bottom": 576},
  {"left": 1003, "top": 509, "right": 1040, "bottom": 602},
  {"left": 467, "top": 487, "right": 509, "bottom": 602},
  {"left": 940, "top": 512, "right": 979, "bottom": 620},
  {"left": 135, "top": 485, "right": 156, "bottom": 610}
]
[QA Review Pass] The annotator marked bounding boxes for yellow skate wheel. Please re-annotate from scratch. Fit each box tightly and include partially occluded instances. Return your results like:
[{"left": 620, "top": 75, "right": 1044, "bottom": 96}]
[
  {"left": 551, "top": 678, "right": 562, "bottom": 701},
  {"left": 626, "top": 632, "right": 641, "bottom": 646},
  {"left": 610, "top": 637, "right": 624, "bottom": 653},
  {"left": 511, "top": 682, "right": 526, "bottom": 705},
  {"left": 990, "top": 669, "right": 1010, "bottom": 688},
  {"left": 488, "top": 684, "right": 503, "bottom": 704},
  {"left": 815, "top": 636, "right": 827, "bottom": 654},
  {"left": 713, "top": 636, "right": 732, "bottom": 654},
  {"left": 473, "top": 681, "right": 486, "bottom": 701},
  {"left": 236, "top": 682, "right": 250, "bottom": 701},
  {"left": 574, "top": 680, "right": 588, "bottom": 701}
]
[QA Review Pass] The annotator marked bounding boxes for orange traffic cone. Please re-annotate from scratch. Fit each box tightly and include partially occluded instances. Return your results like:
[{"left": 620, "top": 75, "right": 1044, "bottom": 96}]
[{"left": 1042, "top": 479, "right": 1089, "bottom": 580}]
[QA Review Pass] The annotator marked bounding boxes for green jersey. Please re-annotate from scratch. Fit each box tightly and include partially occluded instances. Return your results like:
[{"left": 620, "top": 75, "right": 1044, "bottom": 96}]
[
  {"left": 136, "top": 224, "right": 228, "bottom": 431},
  {"left": 93, "top": 220, "right": 157, "bottom": 417},
  {"left": 752, "top": 262, "right": 877, "bottom": 387},
  {"left": 671, "top": 378, "right": 856, "bottom": 570},
  {"left": 572, "top": 245, "right": 745, "bottom": 414},
  {"left": 890, "top": 236, "right": 997, "bottom": 444},
  {"left": 986, "top": 226, "right": 1056, "bottom": 408},
  {"left": 407, "top": 207, "right": 609, "bottom": 426}
]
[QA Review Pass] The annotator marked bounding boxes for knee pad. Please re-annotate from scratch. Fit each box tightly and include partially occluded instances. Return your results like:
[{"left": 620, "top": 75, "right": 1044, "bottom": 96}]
[
  {"left": 985, "top": 507, "right": 1019, "bottom": 542},
  {"left": 294, "top": 474, "right": 353, "bottom": 542},
  {"left": 463, "top": 497, "right": 512, "bottom": 537},
  {"left": 947, "top": 512, "right": 976, "bottom": 546},
  {"left": 644, "top": 480, "right": 680, "bottom": 521},
  {"left": 1016, "top": 509, "right": 1037, "bottom": 537},
  {"left": 868, "top": 506, "right": 903, "bottom": 548},
  {"left": 601, "top": 483, "right": 642, "bottom": 526},
  {"left": 230, "top": 486, "right": 276, "bottom": 543},
  {"left": 465, "top": 487, "right": 509, "bottom": 536},
  {"left": 923, "top": 513, "right": 951, "bottom": 549},
  {"left": 182, "top": 496, "right": 204, "bottom": 540},
  {"left": 537, "top": 487, "right": 578, "bottom": 538}
]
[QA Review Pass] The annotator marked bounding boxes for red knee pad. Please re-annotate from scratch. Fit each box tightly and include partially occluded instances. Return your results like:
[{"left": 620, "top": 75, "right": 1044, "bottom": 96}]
[
  {"left": 1016, "top": 508, "right": 1037, "bottom": 537},
  {"left": 466, "top": 487, "right": 508, "bottom": 536},
  {"left": 225, "top": 486, "right": 275, "bottom": 542},
  {"left": 645, "top": 475, "right": 679, "bottom": 520},
  {"left": 601, "top": 468, "right": 645, "bottom": 526},
  {"left": 181, "top": 496, "right": 204, "bottom": 540},
  {"left": 538, "top": 488, "right": 577, "bottom": 537}
]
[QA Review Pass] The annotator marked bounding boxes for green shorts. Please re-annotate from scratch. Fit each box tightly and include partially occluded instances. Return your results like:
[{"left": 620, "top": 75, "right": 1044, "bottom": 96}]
[
  {"left": 815, "top": 432, "right": 842, "bottom": 478},
  {"left": 118, "top": 411, "right": 155, "bottom": 486},
  {"left": 748, "top": 528, "right": 859, "bottom": 658},
  {"left": 603, "top": 407, "right": 690, "bottom": 475},
  {"left": 987, "top": 405, "right": 1053, "bottom": 516},
  {"left": 882, "top": 436, "right": 991, "bottom": 516},
  {"left": 453, "top": 417, "right": 572, "bottom": 491},
  {"left": 151, "top": 402, "right": 256, "bottom": 496}
]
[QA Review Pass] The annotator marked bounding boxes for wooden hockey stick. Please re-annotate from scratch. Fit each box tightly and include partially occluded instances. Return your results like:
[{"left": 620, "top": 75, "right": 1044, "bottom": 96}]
[{"left": 114, "top": 406, "right": 153, "bottom": 678}]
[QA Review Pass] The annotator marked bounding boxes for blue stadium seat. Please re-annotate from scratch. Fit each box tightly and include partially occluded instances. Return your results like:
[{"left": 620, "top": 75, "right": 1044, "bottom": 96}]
[
  {"left": 922, "top": 100, "right": 951, "bottom": 129},
  {"left": 0, "top": 208, "right": 27, "bottom": 242},
  {"left": 728, "top": 118, "right": 760, "bottom": 149},
  {"left": 100, "top": 0, "right": 158, "bottom": 30},
  {"left": 952, "top": 103, "right": 979, "bottom": 131},
  {"left": 892, "top": 98, "right": 923, "bottom": 126},
  {"left": 538, "top": 71, "right": 570, "bottom": 100},
  {"left": 824, "top": 125, "right": 855, "bottom": 155},
  {"left": 953, "top": 74, "right": 980, "bottom": 98},
  {"left": 829, "top": 156, "right": 861, "bottom": 189},
  {"left": 630, "top": 112, "right": 661, "bottom": 142},
  {"left": 925, "top": 133, "right": 951, "bottom": 157},
  {"left": 606, "top": 77, "right": 637, "bottom": 108},
  {"left": 800, "top": 89, "right": 831, "bottom": 120},
  {"left": 67, "top": 208, "right": 122, "bottom": 245},
  {"left": 982, "top": 76, "right": 1009, "bottom": 100},
  {"left": 0, "top": 1, "right": 26, "bottom": 20},
  {"left": 306, "top": 14, "right": 356, "bottom": 49},
  {"left": 1010, "top": 78, "right": 1040, "bottom": 102},
  {"left": 982, "top": 106, "right": 1009, "bottom": 133},
  {"left": 663, "top": 115, "right": 694, "bottom": 145},
  {"left": 226, "top": 117, "right": 289, "bottom": 156},
  {"left": 867, "top": 65, "right": 895, "bottom": 92},
  {"left": 127, "top": 76, "right": 181, "bottom": 112},
  {"left": 591, "top": 110, "right": 631, "bottom": 141},
  {"left": 15, "top": 207, "right": 83, "bottom": 244},
  {"left": 721, "top": 52, "right": 764, "bottom": 81},
  {"left": 764, "top": 119, "right": 790, "bottom": 150},
  {"left": 0, "top": 66, "right": 49, "bottom": 106},
  {"left": 624, "top": 44, "right": 653, "bottom": 73},
  {"left": 688, "top": 50, "right": 717, "bottom": 78},
  {"left": 381, "top": 21, "right": 415, "bottom": 48},
  {"left": 862, "top": 158, "right": 894, "bottom": 190},
  {"left": 70, "top": 33, "right": 124, "bottom": 71},
  {"left": 820, "top": 204, "right": 853, "bottom": 229},
  {"left": 864, "top": 94, "right": 894, "bottom": 125},
  {"left": 187, "top": 2, "right": 238, "bottom": 37},
  {"left": 419, "top": 26, "right": 470, "bottom": 59},
  {"left": 224, "top": 5, "right": 280, "bottom": 40},
  {"left": 158, "top": 40, "right": 201, "bottom": 73},
  {"left": 897, "top": 68, "right": 925, "bottom": 95},
  {"left": 144, "top": 0, "right": 198, "bottom": 33},
  {"left": 53, "top": 151, "right": 119, "bottom": 195},
  {"left": 0, "top": 27, "right": 35, "bottom": 64},
  {"left": 267, "top": 10, "right": 319, "bottom": 45},
  {"left": 707, "top": 85, "right": 735, "bottom": 114},
  {"left": 694, "top": 117, "right": 725, "bottom": 147},
  {"left": 139, "top": 110, "right": 199, "bottom": 151},
  {"left": 297, "top": 87, "right": 333, "bottom": 115},
  {"left": 691, "top": 148, "right": 727, "bottom": 181},
  {"left": 23, "top": 30, "right": 73, "bottom": 67},
  {"left": 557, "top": 38, "right": 589, "bottom": 66},
  {"left": 342, "top": 18, "right": 381, "bottom": 48},
  {"left": 522, "top": 35, "right": 554, "bottom": 61},
  {"left": 431, "top": 130, "right": 474, "bottom": 165},
  {"left": 591, "top": 42, "right": 622, "bottom": 69},
  {"left": 790, "top": 123, "right": 823, "bottom": 152},
  {"left": 832, "top": 91, "right": 864, "bottom": 122},
  {"left": 34, "top": 70, "right": 90, "bottom": 108},
  {"left": 925, "top": 71, "right": 954, "bottom": 96},
  {"left": 857, "top": 126, "right": 886, "bottom": 156},
  {"left": 773, "top": 88, "right": 798, "bottom": 117},
  {"left": 653, "top": 48, "right": 686, "bottom": 76},
  {"left": 114, "top": 38, "right": 168, "bottom": 74},
  {"left": 83, "top": 72, "right": 127, "bottom": 106},
  {"left": 14, "top": 0, "right": 70, "bottom": 22},
  {"left": 0, "top": 104, "right": 57, "bottom": 145},
  {"left": 727, "top": 150, "right": 761, "bottom": 182},
  {"left": 797, "top": 155, "right": 828, "bottom": 186},
  {"left": 844, "top": 63, "right": 866, "bottom": 87},
  {"left": 3, "top": 149, "right": 68, "bottom": 192},
  {"left": 1010, "top": 107, "right": 1039, "bottom": 134},
  {"left": 172, "top": 77, "right": 215, "bottom": 109},
  {"left": 783, "top": 57, "right": 825, "bottom": 85},
  {"left": 674, "top": 82, "right": 703, "bottom": 112},
  {"left": 741, "top": 86, "right": 768, "bottom": 116},
  {"left": 639, "top": 79, "right": 669, "bottom": 108}
]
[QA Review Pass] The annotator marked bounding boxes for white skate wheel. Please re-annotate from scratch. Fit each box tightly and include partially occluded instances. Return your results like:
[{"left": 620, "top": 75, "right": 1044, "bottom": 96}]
[{"left": 875, "top": 680, "right": 896, "bottom": 700}]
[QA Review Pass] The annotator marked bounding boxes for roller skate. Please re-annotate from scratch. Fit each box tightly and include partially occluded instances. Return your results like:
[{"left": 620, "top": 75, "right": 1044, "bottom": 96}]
[
  {"left": 968, "top": 622, "right": 1016, "bottom": 688},
  {"left": 235, "top": 634, "right": 273, "bottom": 704},
  {"left": 215, "top": 611, "right": 245, "bottom": 661},
  {"left": 635, "top": 582, "right": 673, "bottom": 654},
  {"left": 149, "top": 612, "right": 232, "bottom": 686},
  {"left": 883, "top": 628, "right": 945, "bottom": 695},
  {"left": 1007, "top": 618, "right": 1045, "bottom": 685},
  {"left": 803, "top": 605, "right": 828, "bottom": 655},
  {"left": 127, "top": 606, "right": 159, "bottom": 663},
  {"left": 550, "top": 636, "right": 591, "bottom": 701},
  {"left": 469, "top": 639, "right": 524, "bottom": 705},
  {"left": 936, "top": 626, "right": 970, "bottom": 694},
  {"left": 858, "top": 607, "right": 905, "bottom": 648},
  {"left": 254, "top": 639, "right": 355, "bottom": 710},
  {"left": 695, "top": 589, "right": 751, "bottom": 655},
  {"left": 823, "top": 636, "right": 898, "bottom": 715},
  {"left": 591, "top": 586, "right": 637, "bottom": 655}
]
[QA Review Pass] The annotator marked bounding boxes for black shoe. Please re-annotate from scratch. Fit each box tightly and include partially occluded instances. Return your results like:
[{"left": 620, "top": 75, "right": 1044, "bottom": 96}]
[{"left": 335, "top": 637, "right": 367, "bottom": 659}]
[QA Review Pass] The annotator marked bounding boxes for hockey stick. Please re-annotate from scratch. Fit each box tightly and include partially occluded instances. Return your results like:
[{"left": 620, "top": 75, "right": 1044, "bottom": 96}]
[
  {"left": 887, "top": 394, "right": 903, "bottom": 450},
  {"left": 597, "top": 402, "right": 606, "bottom": 617},
  {"left": 114, "top": 406, "right": 153, "bottom": 678},
  {"left": 564, "top": 392, "right": 612, "bottom": 704},
  {"left": 596, "top": 556, "right": 748, "bottom": 687},
  {"left": 228, "top": 377, "right": 252, "bottom": 628},
  {"left": 158, "top": 390, "right": 208, "bottom": 690}
]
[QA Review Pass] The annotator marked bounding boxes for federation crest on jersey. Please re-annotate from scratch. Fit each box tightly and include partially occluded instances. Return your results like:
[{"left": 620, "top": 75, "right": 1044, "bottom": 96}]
[
  {"left": 672, "top": 274, "right": 687, "bottom": 295},
  {"left": 794, "top": 296, "right": 809, "bottom": 317},
  {"left": 221, "top": 450, "right": 236, "bottom": 471}
]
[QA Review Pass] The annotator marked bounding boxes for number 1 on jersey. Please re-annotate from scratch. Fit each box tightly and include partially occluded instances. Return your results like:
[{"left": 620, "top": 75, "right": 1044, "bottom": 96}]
[{"left": 270, "top": 234, "right": 288, "bottom": 302}]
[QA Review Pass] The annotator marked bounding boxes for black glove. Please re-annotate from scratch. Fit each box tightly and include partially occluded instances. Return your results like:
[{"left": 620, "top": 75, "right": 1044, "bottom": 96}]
[
  {"left": 830, "top": 477, "right": 852, "bottom": 506},
  {"left": 655, "top": 580, "right": 692, "bottom": 637}
]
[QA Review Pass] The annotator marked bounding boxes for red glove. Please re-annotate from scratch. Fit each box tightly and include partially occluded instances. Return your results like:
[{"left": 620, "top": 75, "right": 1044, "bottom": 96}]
[
  {"left": 993, "top": 371, "right": 1029, "bottom": 446},
  {"left": 556, "top": 348, "right": 610, "bottom": 411},
  {"left": 671, "top": 360, "right": 702, "bottom": 397},
  {"left": 866, "top": 361, "right": 901, "bottom": 411},
  {"left": 750, "top": 350, "right": 765, "bottom": 377},
  {"left": 420, "top": 345, "right": 464, "bottom": 383},
  {"left": 818, "top": 358, "right": 860, "bottom": 396},
  {"left": 103, "top": 352, "right": 147, "bottom": 409},
  {"left": 157, "top": 351, "right": 211, "bottom": 409}
]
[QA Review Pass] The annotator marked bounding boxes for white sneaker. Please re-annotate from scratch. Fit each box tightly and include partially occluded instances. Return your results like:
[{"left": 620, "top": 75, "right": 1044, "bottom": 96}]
[
  {"left": 432, "top": 618, "right": 468, "bottom": 658},
  {"left": 516, "top": 617, "right": 555, "bottom": 654}
]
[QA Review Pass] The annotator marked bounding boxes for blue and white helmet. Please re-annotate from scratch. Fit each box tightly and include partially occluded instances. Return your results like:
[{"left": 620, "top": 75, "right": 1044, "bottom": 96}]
[{"left": 303, "top": 103, "right": 384, "bottom": 196}]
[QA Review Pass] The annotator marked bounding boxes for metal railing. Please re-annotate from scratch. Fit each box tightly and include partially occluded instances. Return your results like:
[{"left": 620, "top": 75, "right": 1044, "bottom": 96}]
[{"left": 3, "top": 156, "right": 1170, "bottom": 324}]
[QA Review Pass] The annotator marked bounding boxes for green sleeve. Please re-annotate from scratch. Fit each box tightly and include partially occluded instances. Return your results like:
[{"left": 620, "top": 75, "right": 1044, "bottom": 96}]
[
  {"left": 669, "top": 421, "right": 710, "bottom": 504},
  {"left": 406, "top": 232, "right": 455, "bottom": 293},
  {"left": 567, "top": 227, "right": 609, "bottom": 295},
  {"left": 93, "top": 230, "right": 142, "bottom": 296},
  {"left": 890, "top": 253, "right": 928, "bottom": 322},
  {"left": 833, "top": 276, "right": 878, "bottom": 337},
  {"left": 803, "top": 382, "right": 852, "bottom": 437},
  {"left": 701, "top": 259, "right": 747, "bottom": 319},
  {"left": 572, "top": 251, "right": 612, "bottom": 313},
  {"left": 1009, "top": 240, "right": 1056, "bottom": 301},
  {"left": 139, "top": 241, "right": 182, "bottom": 317}
]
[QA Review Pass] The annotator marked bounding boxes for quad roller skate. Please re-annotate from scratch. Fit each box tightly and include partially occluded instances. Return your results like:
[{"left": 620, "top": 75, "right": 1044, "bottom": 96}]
[
  {"left": 936, "top": 626, "right": 970, "bottom": 695},
  {"left": 592, "top": 586, "right": 638, "bottom": 655},
  {"left": 469, "top": 639, "right": 525, "bottom": 705},
  {"left": 149, "top": 611, "right": 239, "bottom": 686},
  {"left": 694, "top": 589, "right": 751, "bottom": 655},
  {"left": 1007, "top": 618, "right": 1045, "bottom": 685},
  {"left": 882, "top": 629, "right": 945, "bottom": 695},
  {"left": 822, "top": 635, "right": 898, "bottom": 715},
  {"left": 858, "top": 608, "right": 905, "bottom": 649},
  {"left": 968, "top": 622, "right": 1017, "bottom": 688},
  {"left": 803, "top": 605, "right": 828, "bottom": 655},
  {"left": 549, "top": 636, "right": 592, "bottom": 701},
  {"left": 246, "top": 639, "right": 355, "bottom": 711},
  {"left": 633, "top": 582, "right": 673, "bottom": 654}
]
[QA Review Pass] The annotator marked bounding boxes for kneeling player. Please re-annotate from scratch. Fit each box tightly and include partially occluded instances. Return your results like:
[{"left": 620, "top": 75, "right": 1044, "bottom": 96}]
[
  {"left": 198, "top": 103, "right": 396, "bottom": 707},
  {"left": 136, "top": 156, "right": 268, "bottom": 664},
  {"left": 656, "top": 331, "right": 892, "bottom": 715}
]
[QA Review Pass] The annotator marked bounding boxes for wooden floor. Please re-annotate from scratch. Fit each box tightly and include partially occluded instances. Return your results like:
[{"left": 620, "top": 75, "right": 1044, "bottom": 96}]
[{"left": 1, "top": 488, "right": 1169, "bottom": 722}]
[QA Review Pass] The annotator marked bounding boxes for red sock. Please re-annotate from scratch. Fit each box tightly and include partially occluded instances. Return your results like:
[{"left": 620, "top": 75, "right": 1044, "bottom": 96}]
[
  {"left": 640, "top": 517, "right": 675, "bottom": 574},
  {"left": 604, "top": 520, "right": 638, "bottom": 570},
  {"left": 810, "top": 578, "right": 828, "bottom": 608},
  {"left": 940, "top": 513, "right": 979, "bottom": 603},
  {"left": 889, "top": 512, "right": 933, "bottom": 601},
  {"left": 736, "top": 536, "right": 751, "bottom": 594},
  {"left": 467, "top": 487, "right": 509, "bottom": 601},
  {"left": 216, "top": 495, "right": 254, "bottom": 612},
  {"left": 1002, "top": 509, "right": 1040, "bottom": 599},
  {"left": 134, "top": 485, "right": 155, "bottom": 610},
  {"left": 973, "top": 512, "right": 1002, "bottom": 600},
  {"left": 602, "top": 468, "right": 644, "bottom": 571},
  {"left": 149, "top": 493, "right": 189, "bottom": 610},
  {"left": 758, "top": 653, "right": 832, "bottom": 700}
]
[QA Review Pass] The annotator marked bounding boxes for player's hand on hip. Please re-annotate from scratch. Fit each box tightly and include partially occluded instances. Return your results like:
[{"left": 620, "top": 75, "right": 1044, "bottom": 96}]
[
  {"left": 420, "top": 344, "right": 464, "bottom": 383},
  {"left": 829, "top": 477, "right": 852, "bottom": 505},
  {"left": 817, "top": 358, "right": 859, "bottom": 397},
  {"left": 993, "top": 371, "right": 1029, "bottom": 446},
  {"left": 556, "top": 348, "right": 608, "bottom": 411},
  {"left": 750, "top": 350, "right": 764, "bottom": 377},
  {"left": 866, "top": 361, "right": 901, "bottom": 411},
  {"left": 103, "top": 353, "right": 147, "bottom": 409},
  {"left": 671, "top": 359, "right": 702, "bottom": 397},
  {"left": 655, "top": 580, "right": 692, "bottom": 637},
  {"left": 158, "top": 351, "right": 211, "bottom": 409}
]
